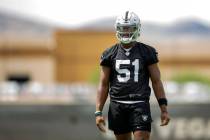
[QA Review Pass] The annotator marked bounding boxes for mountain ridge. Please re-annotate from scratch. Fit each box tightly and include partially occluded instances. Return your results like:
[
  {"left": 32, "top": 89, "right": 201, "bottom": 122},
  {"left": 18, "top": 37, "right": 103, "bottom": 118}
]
[
  {"left": 0, "top": 10, "right": 55, "bottom": 39},
  {"left": 77, "top": 17, "right": 210, "bottom": 38},
  {"left": 1, "top": 10, "right": 210, "bottom": 41}
]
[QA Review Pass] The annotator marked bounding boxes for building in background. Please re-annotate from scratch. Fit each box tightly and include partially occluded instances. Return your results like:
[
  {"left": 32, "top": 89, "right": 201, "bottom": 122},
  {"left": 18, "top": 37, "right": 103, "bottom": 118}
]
[
  {"left": 0, "top": 11, "right": 55, "bottom": 84},
  {"left": 55, "top": 30, "right": 210, "bottom": 83},
  {"left": 0, "top": 40, "right": 55, "bottom": 83},
  {"left": 55, "top": 30, "right": 116, "bottom": 82}
]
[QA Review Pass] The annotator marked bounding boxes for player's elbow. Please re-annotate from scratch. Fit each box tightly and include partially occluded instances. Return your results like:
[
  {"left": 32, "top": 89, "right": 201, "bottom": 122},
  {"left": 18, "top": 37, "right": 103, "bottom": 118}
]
[
  {"left": 151, "top": 78, "right": 162, "bottom": 85},
  {"left": 98, "top": 80, "right": 109, "bottom": 91}
]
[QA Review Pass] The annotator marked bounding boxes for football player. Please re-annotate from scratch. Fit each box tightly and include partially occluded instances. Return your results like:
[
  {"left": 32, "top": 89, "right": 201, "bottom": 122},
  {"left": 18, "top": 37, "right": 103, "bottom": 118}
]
[{"left": 95, "top": 11, "right": 170, "bottom": 140}]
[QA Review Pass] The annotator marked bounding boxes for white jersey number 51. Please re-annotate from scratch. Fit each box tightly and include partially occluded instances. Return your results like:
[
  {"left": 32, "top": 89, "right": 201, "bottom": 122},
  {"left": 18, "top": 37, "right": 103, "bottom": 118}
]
[{"left": 115, "top": 59, "right": 139, "bottom": 82}]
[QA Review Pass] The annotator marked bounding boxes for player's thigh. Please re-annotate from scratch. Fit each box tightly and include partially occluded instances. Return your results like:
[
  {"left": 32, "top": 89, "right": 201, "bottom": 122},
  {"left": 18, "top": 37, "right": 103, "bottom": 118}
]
[
  {"left": 115, "top": 132, "right": 132, "bottom": 140},
  {"left": 129, "top": 102, "right": 152, "bottom": 132},
  {"left": 108, "top": 101, "right": 130, "bottom": 133},
  {"left": 133, "top": 130, "right": 150, "bottom": 140}
]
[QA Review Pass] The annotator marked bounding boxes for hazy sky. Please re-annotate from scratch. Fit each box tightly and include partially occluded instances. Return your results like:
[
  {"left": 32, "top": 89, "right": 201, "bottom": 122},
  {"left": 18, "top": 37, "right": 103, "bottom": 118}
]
[{"left": 0, "top": 0, "right": 209, "bottom": 27}]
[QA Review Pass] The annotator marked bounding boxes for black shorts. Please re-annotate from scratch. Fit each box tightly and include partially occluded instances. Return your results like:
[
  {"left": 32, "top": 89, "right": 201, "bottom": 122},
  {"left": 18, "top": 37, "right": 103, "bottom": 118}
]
[{"left": 108, "top": 100, "right": 152, "bottom": 135}]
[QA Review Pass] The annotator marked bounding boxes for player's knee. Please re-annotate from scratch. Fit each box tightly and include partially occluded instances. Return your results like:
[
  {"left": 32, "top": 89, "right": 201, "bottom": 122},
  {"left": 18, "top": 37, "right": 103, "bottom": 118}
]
[
  {"left": 134, "top": 136, "right": 149, "bottom": 140},
  {"left": 133, "top": 131, "right": 150, "bottom": 140},
  {"left": 114, "top": 132, "right": 132, "bottom": 140}
]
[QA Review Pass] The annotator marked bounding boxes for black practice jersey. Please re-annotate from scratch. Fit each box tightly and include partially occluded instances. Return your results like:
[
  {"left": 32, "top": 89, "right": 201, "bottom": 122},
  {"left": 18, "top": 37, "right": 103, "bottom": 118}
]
[{"left": 100, "top": 41, "right": 159, "bottom": 101}]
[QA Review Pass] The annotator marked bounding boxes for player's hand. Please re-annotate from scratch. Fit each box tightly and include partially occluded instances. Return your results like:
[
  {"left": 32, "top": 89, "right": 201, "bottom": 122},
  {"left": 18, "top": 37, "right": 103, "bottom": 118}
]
[
  {"left": 160, "top": 111, "right": 170, "bottom": 126},
  {"left": 96, "top": 116, "right": 106, "bottom": 132}
]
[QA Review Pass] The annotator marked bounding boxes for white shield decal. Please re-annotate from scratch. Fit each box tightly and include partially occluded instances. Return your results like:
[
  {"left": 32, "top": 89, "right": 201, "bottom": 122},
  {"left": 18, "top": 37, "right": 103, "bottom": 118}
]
[{"left": 142, "top": 115, "right": 148, "bottom": 121}]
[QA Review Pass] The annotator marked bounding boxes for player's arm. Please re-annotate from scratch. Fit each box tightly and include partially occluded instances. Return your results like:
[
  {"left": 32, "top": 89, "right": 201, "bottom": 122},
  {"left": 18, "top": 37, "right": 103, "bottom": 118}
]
[
  {"left": 148, "top": 63, "right": 170, "bottom": 126},
  {"left": 95, "top": 66, "right": 111, "bottom": 132},
  {"left": 96, "top": 66, "right": 110, "bottom": 111}
]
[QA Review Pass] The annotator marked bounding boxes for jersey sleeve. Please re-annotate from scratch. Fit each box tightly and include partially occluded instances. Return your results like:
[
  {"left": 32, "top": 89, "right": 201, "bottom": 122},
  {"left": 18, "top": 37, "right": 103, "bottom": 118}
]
[
  {"left": 100, "top": 49, "right": 112, "bottom": 67},
  {"left": 146, "top": 47, "right": 159, "bottom": 65}
]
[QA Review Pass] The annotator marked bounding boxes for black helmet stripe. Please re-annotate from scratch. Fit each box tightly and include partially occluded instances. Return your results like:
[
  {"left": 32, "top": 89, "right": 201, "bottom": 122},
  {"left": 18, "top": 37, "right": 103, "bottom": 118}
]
[{"left": 125, "top": 11, "right": 129, "bottom": 21}]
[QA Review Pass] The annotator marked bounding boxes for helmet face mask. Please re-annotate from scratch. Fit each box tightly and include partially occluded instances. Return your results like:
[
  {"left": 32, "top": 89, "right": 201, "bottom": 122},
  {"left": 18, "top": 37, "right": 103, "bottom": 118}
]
[{"left": 115, "top": 11, "right": 141, "bottom": 44}]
